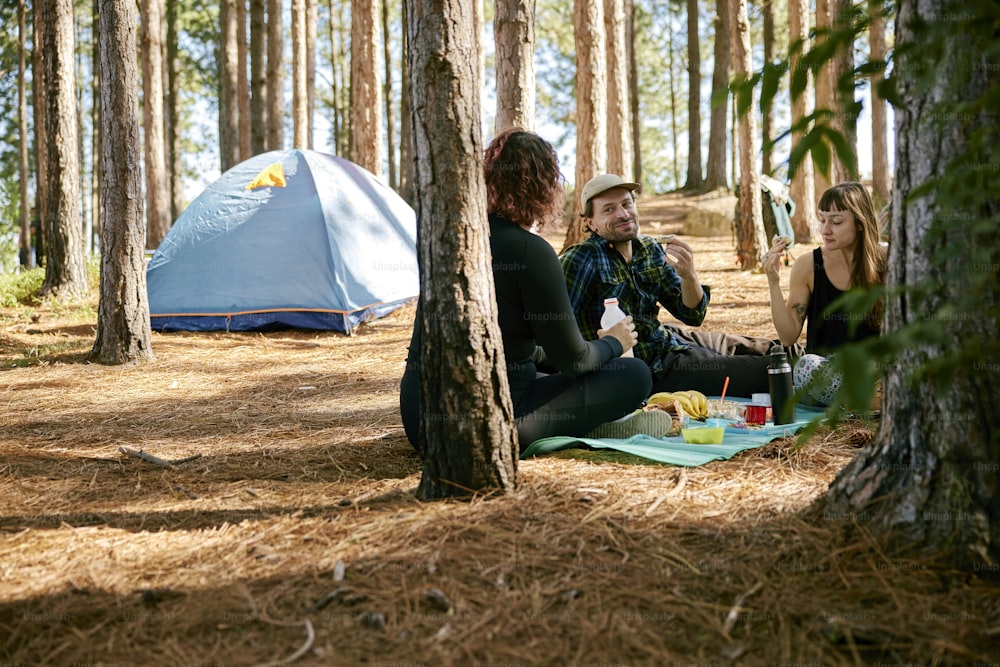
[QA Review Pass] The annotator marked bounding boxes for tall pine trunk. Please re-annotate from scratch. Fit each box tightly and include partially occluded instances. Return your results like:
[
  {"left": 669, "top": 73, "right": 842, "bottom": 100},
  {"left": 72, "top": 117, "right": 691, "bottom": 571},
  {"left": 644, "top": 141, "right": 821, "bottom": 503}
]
[
  {"left": 237, "top": 0, "right": 250, "bottom": 158},
  {"left": 760, "top": 0, "right": 774, "bottom": 175},
  {"left": 788, "top": 0, "right": 817, "bottom": 240},
  {"left": 291, "top": 0, "right": 308, "bottom": 148},
  {"left": 351, "top": 0, "right": 383, "bottom": 175},
  {"left": 250, "top": 0, "right": 267, "bottom": 155},
  {"left": 813, "top": 0, "right": 832, "bottom": 197},
  {"left": 266, "top": 0, "right": 284, "bottom": 150},
  {"left": 730, "top": 0, "right": 764, "bottom": 270},
  {"left": 683, "top": 0, "right": 702, "bottom": 190},
  {"left": 38, "top": 0, "right": 87, "bottom": 300},
  {"left": 219, "top": 0, "right": 240, "bottom": 171},
  {"left": 822, "top": 0, "right": 1000, "bottom": 569},
  {"left": 141, "top": 0, "right": 170, "bottom": 248},
  {"left": 306, "top": 0, "right": 317, "bottom": 148},
  {"left": 494, "top": 0, "right": 536, "bottom": 132},
  {"left": 604, "top": 0, "right": 631, "bottom": 177},
  {"left": 382, "top": 0, "right": 396, "bottom": 186},
  {"left": 562, "top": 0, "right": 606, "bottom": 251},
  {"left": 626, "top": 0, "right": 640, "bottom": 185},
  {"left": 166, "top": 0, "right": 183, "bottom": 220},
  {"left": 406, "top": 0, "right": 518, "bottom": 499},
  {"left": 18, "top": 0, "right": 32, "bottom": 269},
  {"left": 869, "top": 0, "right": 890, "bottom": 208},
  {"left": 93, "top": 0, "right": 154, "bottom": 365},
  {"left": 704, "top": 0, "right": 729, "bottom": 191},
  {"left": 399, "top": 0, "right": 415, "bottom": 203}
]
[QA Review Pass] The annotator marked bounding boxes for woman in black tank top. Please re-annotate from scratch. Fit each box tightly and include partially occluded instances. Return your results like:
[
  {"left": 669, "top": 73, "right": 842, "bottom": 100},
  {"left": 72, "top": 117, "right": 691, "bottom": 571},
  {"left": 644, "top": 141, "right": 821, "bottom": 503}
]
[{"left": 762, "top": 182, "right": 886, "bottom": 405}]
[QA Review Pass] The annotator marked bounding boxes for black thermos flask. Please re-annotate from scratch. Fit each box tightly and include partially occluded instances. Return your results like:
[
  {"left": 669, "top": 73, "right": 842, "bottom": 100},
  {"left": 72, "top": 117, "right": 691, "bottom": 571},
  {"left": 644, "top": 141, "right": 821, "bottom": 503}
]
[{"left": 768, "top": 350, "right": 796, "bottom": 425}]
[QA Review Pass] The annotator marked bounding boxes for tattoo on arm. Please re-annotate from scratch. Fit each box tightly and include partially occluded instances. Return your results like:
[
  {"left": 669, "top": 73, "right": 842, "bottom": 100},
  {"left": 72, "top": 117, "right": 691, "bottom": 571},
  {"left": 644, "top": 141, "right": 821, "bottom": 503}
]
[{"left": 792, "top": 303, "right": 807, "bottom": 325}]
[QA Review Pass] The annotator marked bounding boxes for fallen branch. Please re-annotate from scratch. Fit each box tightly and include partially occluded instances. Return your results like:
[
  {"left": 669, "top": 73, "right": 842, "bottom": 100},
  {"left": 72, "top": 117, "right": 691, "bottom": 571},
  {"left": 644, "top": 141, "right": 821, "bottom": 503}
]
[
  {"left": 242, "top": 589, "right": 317, "bottom": 667},
  {"left": 118, "top": 446, "right": 202, "bottom": 468},
  {"left": 722, "top": 581, "right": 764, "bottom": 639},
  {"left": 256, "top": 618, "right": 314, "bottom": 667}
]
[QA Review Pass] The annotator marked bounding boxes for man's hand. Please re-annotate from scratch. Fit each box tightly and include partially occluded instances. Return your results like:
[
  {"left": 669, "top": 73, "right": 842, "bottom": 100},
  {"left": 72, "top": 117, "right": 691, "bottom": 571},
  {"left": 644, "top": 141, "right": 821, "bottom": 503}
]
[
  {"left": 660, "top": 237, "right": 697, "bottom": 279},
  {"left": 659, "top": 236, "right": 704, "bottom": 308}
]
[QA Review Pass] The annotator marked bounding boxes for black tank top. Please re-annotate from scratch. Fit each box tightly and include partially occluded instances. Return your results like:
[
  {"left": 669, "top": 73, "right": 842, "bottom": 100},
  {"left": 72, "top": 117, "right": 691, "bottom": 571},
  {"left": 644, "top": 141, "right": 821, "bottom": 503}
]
[{"left": 806, "top": 248, "right": 879, "bottom": 353}]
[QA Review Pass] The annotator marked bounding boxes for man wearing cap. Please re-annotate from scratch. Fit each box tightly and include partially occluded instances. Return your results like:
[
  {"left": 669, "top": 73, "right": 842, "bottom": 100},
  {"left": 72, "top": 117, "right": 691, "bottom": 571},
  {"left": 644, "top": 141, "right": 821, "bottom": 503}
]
[{"left": 560, "top": 174, "right": 775, "bottom": 397}]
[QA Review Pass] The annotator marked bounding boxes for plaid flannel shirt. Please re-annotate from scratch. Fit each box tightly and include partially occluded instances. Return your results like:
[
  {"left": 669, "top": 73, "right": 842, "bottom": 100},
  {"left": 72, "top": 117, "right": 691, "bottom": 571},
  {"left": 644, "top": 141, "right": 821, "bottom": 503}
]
[{"left": 560, "top": 233, "right": 710, "bottom": 376}]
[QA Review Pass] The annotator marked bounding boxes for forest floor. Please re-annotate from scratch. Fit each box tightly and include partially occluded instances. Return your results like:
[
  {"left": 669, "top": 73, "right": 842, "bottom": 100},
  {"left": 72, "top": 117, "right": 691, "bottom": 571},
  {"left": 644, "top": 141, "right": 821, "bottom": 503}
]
[{"left": 1, "top": 192, "right": 998, "bottom": 666}]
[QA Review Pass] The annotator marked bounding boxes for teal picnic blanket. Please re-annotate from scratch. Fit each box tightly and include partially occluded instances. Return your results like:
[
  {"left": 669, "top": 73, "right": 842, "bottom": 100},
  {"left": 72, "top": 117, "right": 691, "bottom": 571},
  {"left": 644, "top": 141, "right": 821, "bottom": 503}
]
[{"left": 521, "top": 400, "right": 826, "bottom": 467}]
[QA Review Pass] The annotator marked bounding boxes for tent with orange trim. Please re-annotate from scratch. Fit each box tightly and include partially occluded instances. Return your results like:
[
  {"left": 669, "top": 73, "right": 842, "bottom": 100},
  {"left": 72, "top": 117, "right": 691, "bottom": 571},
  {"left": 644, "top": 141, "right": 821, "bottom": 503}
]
[{"left": 146, "top": 149, "right": 418, "bottom": 334}]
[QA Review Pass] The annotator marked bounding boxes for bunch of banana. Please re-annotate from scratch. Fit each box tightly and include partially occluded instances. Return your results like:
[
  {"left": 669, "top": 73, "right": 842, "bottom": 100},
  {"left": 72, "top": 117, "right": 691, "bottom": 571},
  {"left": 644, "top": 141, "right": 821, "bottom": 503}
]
[{"left": 646, "top": 390, "right": 709, "bottom": 420}]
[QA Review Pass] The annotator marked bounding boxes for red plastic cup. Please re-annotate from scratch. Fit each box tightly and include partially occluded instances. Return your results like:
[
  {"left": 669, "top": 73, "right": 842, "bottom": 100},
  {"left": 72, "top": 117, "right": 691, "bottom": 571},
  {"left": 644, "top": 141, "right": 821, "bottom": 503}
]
[{"left": 746, "top": 403, "right": 768, "bottom": 426}]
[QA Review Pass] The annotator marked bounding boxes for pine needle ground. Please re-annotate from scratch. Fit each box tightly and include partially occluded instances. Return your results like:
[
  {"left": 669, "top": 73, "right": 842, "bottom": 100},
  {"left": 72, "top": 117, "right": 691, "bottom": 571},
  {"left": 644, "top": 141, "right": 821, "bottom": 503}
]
[{"left": 1, "top": 195, "right": 997, "bottom": 666}]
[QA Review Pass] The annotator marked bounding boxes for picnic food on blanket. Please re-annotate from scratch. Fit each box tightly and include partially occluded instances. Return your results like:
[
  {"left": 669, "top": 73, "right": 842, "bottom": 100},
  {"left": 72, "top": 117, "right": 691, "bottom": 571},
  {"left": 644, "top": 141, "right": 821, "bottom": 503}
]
[
  {"left": 647, "top": 390, "right": 709, "bottom": 420},
  {"left": 706, "top": 398, "right": 740, "bottom": 421},
  {"left": 681, "top": 426, "right": 725, "bottom": 445}
]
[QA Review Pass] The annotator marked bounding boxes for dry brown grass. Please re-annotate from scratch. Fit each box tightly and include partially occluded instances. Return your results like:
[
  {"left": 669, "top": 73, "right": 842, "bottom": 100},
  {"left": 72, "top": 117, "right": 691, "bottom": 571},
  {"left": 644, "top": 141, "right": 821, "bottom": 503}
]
[{"left": 2, "top": 194, "right": 997, "bottom": 666}]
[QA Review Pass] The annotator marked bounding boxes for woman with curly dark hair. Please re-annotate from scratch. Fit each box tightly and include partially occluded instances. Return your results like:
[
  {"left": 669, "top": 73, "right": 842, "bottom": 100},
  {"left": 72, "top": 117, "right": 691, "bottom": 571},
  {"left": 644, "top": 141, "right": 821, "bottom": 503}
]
[{"left": 400, "top": 129, "right": 666, "bottom": 454}]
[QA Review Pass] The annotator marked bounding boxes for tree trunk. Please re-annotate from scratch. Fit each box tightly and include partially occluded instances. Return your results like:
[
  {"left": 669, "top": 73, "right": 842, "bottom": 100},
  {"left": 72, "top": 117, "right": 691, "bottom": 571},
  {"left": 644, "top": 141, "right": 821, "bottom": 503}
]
[
  {"left": 667, "top": 4, "right": 679, "bottom": 188},
  {"left": 306, "top": 0, "right": 317, "bottom": 148},
  {"left": 39, "top": 0, "right": 88, "bottom": 300},
  {"left": 337, "top": 0, "right": 351, "bottom": 156},
  {"left": 626, "top": 0, "right": 640, "bottom": 185},
  {"left": 93, "top": 0, "right": 154, "bottom": 365},
  {"left": 219, "top": 0, "right": 241, "bottom": 170},
  {"left": 604, "top": 0, "right": 631, "bottom": 178},
  {"left": 869, "top": 0, "right": 889, "bottom": 208},
  {"left": 813, "top": 0, "right": 857, "bottom": 190},
  {"left": 704, "top": 0, "right": 729, "bottom": 191},
  {"left": 166, "top": 0, "right": 183, "bottom": 220},
  {"left": 730, "top": 90, "right": 736, "bottom": 189},
  {"left": 141, "top": 0, "right": 171, "bottom": 249},
  {"left": 291, "top": 0, "right": 308, "bottom": 148},
  {"left": 352, "top": 0, "right": 383, "bottom": 175},
  {"left": 382, "top": 0, "right": 396, "bottom": 187},
  {"left": 730, "top": 0, "right": 764, "bottom": 271},
  {"left": 562, "top": 0, "right": 606, "bottom": 251},
  {"left": 406, "top": 0, "right": 519, "bottom": 499},
  {"left": 327, "top": 0, "right": 342, "bottom": 153},
  {"left": 822, "top": 0, "right": 1000, "bottom": 569},
  {"left": 399, "top": 0, "right": 415, "bottom": 203},
  {"left": 828, "top": 0, "right": 856, "bottom": 183},
  {"left": 812, "top": 0, "right": 832, "bottom": 197},
  {"left": 788, "top": 0, "right": 817, "bottom": 241},
  {"left": 250, "top": 0, "right": 268, "bottom": 155},
  {"left": 266, "top": 0, "right": 284, "bottom": 150},
  {"left": 494, "top": 0, "right": 536, "bottom": 132},
  {"left": 33, "top": 8, "right": 48, "bottom": 268},
  {"left": 760, "top": 0, "right": 774, "bottom": 175},
  {"left": 18, "top": 0, "right": 32, "bottom": 269},
  {"left": 91, "top": 1, "right": 103, "bottom": 251},
  {"left": 683, "top": 0, "right": 702, "bottom": 190},
  {"left": 237, "top": 0, "right": 250, "bottom": 159}
]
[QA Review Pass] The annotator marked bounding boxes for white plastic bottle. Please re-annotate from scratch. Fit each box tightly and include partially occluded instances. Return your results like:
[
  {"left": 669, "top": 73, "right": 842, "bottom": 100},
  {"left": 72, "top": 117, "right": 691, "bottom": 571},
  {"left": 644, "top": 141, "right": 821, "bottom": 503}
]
[{"left": 600, "top": 297, "right": 634, "bottom": 357}]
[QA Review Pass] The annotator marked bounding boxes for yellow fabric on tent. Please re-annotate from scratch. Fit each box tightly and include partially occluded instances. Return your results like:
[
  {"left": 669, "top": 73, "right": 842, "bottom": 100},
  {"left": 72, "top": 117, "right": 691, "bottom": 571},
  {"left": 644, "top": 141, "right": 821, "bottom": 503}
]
[{"left": 245, "top": 162, "right": 287, "bottom": 190}]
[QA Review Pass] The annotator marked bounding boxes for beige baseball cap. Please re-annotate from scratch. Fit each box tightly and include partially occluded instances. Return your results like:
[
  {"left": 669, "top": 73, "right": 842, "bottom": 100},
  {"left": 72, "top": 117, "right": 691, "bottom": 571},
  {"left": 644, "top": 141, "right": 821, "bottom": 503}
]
[{"left": 580, "top": 174, "right": 641, "bottom": 209}]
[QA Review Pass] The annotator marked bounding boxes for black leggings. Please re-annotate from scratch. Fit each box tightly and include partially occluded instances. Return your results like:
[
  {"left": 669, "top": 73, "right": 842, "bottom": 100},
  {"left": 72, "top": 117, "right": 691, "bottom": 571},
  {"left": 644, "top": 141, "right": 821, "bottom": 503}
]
[
  {"left": 654, "top": 345, "right": 770, "bottom": 397},
  {"left": 400, "top": 357, "right": 651, "bottom": 454}
]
